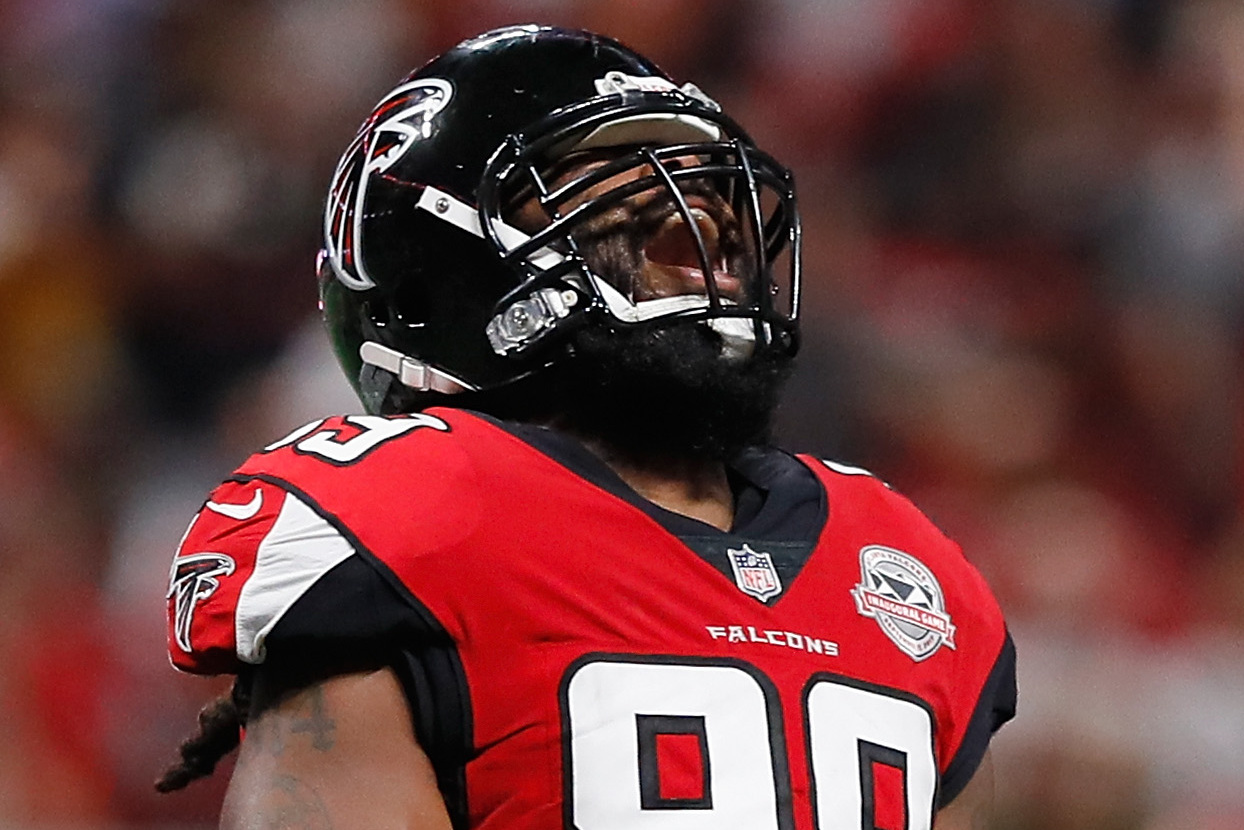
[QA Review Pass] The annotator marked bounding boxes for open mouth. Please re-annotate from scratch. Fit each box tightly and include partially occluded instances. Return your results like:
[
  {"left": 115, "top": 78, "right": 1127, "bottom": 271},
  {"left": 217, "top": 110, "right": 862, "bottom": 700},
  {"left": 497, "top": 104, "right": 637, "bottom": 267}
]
[{"left": 641, "top": 204, "right": 740, "bottom": 301}]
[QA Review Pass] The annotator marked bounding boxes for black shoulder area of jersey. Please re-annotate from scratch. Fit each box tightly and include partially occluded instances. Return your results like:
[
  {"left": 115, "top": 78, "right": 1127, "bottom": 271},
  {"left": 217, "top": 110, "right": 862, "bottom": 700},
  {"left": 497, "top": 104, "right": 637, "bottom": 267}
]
[
  {"left": 261, "top": 555, "right": 440, "bottom": 671},
  {"left": 257, "top": 553, "right": 473, "bottom": 826}
]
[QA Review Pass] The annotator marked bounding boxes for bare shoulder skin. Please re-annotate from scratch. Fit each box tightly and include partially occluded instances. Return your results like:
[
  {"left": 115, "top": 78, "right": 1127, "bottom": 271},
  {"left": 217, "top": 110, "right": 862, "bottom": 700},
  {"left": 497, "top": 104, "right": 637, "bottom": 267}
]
[{"left": 221, "top": 668, "right": 451, "bottom": 830}]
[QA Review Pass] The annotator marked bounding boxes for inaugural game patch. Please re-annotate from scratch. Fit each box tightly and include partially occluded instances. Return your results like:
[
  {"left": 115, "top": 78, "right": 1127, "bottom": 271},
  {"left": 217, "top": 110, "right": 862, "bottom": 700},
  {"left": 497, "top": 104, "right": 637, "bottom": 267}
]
[{"left": 851, "top": 545, "right": 955, "bottom": 661}]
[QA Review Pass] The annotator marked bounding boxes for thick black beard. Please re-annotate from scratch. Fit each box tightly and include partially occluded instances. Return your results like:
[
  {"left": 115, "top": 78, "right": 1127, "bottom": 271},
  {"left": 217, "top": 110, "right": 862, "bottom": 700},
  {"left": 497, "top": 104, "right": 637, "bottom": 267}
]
[
  {"left": 546, "top": 319, "right": 792, "bottom": 463},
  {"left": 534, "top": 185, "right": 787, "bottom": 462}
]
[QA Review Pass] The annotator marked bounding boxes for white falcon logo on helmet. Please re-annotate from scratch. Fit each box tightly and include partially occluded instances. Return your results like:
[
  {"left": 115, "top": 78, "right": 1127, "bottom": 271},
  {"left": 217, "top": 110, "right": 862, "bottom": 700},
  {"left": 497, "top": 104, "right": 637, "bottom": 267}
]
[{"left": 324, "top": 79, "right": 455, "bottom": 290}]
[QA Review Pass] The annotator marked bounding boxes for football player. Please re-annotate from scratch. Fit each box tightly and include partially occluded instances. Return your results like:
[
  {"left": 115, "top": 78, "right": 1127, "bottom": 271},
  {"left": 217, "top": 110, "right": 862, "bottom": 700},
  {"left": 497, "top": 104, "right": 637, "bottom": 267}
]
[{"left": 161, "top": 25, "right": 1015, "bottom": 830}]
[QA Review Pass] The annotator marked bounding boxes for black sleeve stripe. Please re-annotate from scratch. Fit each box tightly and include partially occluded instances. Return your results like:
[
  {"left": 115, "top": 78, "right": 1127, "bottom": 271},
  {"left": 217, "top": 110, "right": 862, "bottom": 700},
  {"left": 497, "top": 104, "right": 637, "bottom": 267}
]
[
  {"left": 240, "top": 472, "right": 475, "bottom": 830},
  {"left": 391, "top": 647, "right": 473, "bottom": 829},
  {"left": 937, "top": 631, "right": 1017, "bottom": 808}
]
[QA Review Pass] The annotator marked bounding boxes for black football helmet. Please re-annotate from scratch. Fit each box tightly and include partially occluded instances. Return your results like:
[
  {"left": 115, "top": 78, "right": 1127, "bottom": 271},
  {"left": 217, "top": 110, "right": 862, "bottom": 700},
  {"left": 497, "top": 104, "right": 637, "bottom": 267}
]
[{"left": 319, "top": 24, "right": 801, "bottom": 414}]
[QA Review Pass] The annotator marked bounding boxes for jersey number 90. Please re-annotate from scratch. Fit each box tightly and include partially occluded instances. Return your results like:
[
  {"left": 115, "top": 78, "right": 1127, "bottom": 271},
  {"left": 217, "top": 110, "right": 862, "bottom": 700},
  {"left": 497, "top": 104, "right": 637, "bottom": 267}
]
[{"left": 562, "top": 657, "right": 937, "bottom": 830}]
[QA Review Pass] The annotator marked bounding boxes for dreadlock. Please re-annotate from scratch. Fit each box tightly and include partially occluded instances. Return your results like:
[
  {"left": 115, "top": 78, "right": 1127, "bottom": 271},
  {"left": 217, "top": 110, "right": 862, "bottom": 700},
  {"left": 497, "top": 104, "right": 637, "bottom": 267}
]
[{"left": 155, "top": 673, "right": 252, "bottom": 793}]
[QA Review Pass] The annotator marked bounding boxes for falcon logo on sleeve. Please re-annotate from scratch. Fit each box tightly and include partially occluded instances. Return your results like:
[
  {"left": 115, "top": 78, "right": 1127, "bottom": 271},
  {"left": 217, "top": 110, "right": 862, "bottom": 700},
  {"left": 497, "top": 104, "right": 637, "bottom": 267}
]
[{"left": 168, "top": 552, "right": 236, "bottom": 653}]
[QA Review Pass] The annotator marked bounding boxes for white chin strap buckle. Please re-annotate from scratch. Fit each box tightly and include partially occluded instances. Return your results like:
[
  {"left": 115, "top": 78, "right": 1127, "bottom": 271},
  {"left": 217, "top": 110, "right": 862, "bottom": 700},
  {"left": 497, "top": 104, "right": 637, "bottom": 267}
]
[
  {"left": 359, "top": 342, "right": 475, "bottom": 395},
  {"left": 598, "top": 279, "right": 759, "bottom": 361},
  {"left": 706, "top": 317, "right": 757, "bottom": 361}
]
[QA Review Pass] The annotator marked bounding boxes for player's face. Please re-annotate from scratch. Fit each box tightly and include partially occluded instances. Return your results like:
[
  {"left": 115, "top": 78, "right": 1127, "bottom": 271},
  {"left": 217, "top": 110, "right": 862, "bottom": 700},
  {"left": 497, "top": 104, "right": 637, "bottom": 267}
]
[
  {"left": 511, "top": 150, "right": 757, "bottom": 306},
  {"left": 505, "top": 142, "right": 790, "bottom": 463}
]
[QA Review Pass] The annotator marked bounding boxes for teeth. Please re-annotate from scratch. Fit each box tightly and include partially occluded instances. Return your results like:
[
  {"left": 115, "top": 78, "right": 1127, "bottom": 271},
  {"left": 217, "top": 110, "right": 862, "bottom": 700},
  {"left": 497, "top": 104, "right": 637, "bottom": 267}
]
[
  {"left": 689, "top": 208, "right": 716, "bottom": 235},
  {"left": 686, "top": 207, "right": 719, "bottom": 255}
]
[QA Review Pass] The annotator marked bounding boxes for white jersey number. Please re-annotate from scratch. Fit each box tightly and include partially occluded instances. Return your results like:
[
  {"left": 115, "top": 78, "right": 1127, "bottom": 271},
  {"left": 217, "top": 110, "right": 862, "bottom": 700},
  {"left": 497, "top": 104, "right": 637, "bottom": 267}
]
[
  {"left": 264, "top": 414, "right": 449, "bottom": 464},
  {"left": 563, "top": 658, "right": 936, "bottom": 830}
]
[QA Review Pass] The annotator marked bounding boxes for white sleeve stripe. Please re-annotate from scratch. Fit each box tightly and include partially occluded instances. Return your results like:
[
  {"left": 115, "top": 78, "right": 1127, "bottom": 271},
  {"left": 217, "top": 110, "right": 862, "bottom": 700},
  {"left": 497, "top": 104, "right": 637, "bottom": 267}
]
[{"left": 235, "top": 491, "right": 356, "bottom": 664}]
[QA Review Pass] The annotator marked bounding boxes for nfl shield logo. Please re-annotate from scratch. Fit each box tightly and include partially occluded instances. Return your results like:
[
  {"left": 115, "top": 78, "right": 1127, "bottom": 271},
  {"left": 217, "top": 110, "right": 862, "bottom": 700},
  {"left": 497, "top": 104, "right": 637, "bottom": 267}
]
[{"left": 727, "top": 544, "right": 783, "bottom": 602}]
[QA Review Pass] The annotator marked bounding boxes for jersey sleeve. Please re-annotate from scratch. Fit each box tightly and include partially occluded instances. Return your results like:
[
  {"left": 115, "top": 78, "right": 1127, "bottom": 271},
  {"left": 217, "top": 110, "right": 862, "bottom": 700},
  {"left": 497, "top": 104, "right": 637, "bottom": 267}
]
[
  {"left": 166, "top": 475, "right": 420, "bottom": 676},
  {"left": 940, "top": 627, "right": 1016, "bottom": 804},
  {"left": 931, "top": 527, "right": 1017, "bottom": 806}
]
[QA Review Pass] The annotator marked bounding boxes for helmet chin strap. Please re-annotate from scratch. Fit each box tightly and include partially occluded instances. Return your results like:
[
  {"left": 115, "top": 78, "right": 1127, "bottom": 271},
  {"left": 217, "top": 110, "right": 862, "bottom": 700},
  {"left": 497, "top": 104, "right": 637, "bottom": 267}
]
[
  {"left": 358, "top": 341, "right": 477, "bottom": 394},
  {"left": 705, "top": 317, "right": 758, "bottom": 362},
  {"left": 592, "top": 279, "right": 757, "bottom": 361}
]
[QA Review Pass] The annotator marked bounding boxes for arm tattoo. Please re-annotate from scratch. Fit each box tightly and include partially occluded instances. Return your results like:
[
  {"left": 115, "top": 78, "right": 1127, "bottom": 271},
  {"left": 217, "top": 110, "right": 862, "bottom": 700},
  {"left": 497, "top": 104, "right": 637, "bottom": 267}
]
[
  {"left": 248, "top": 686, "right": 337, "bottom": 757},
  {"left": 288, "top": 686, "right": 337, "bottom": 751},
  {"left": 253, "top": 774, "right": 334, "bottom": 830}
]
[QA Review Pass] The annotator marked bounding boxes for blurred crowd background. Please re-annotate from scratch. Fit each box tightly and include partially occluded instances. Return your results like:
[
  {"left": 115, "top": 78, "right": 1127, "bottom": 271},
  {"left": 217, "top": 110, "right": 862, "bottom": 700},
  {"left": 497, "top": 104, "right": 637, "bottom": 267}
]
[{"left": 2, "top": 0, "right": 1242, "bottom": 827}]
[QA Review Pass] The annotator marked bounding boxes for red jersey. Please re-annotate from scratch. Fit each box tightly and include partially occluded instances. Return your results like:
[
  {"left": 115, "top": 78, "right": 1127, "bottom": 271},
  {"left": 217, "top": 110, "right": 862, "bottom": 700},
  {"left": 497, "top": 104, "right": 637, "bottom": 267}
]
[{"left": 168, "top": 408, "right": 1015, "bottom": 830}]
